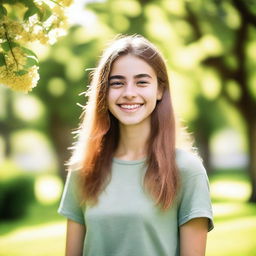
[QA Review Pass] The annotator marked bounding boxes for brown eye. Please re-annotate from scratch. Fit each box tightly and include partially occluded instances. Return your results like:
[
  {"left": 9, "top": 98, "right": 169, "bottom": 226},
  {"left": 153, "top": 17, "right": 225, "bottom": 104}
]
[
  {"left": 109, "top": 81, "right": 123, "bottom": 87},
  {"left": 137, "top": 81, "right": 149, "bottom": 86}
]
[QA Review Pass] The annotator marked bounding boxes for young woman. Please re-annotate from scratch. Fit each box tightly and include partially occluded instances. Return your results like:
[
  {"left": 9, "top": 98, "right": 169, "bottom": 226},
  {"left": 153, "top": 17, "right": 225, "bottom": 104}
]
[{"left": 58, "top": 35, "right": 214, "bottom": 256}]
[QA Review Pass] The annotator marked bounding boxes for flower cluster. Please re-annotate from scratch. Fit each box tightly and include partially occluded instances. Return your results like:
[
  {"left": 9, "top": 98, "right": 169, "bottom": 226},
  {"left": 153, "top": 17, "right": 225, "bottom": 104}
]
[
  {"left": 0, "top": 45, "right": 39, "bottom": 92},
  {"left": 0, "top": 65, "right": 39, "bottom": 93},
  {"left": 0, "top": 0, "right": 73, "bottom": 93}
]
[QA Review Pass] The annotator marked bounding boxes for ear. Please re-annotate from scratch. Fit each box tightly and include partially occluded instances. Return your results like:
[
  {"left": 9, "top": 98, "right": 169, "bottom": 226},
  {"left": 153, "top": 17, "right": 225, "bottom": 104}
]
[{"left": 157, "top": 86, "right": 164, "bottom": 100}]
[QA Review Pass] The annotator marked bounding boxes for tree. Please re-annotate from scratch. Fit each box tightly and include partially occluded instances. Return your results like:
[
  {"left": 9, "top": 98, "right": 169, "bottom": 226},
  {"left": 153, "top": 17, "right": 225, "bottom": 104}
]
[
  {"left": 185, "top": 0, "right": 256, "bottom": 201},
  {"left": 0, "top": 0, "right": 74, "bottom": 180},
  {"left": 189, "top": 95, "right": 227, "bottom": 173},
  {"left": 33, "top": 26, "right": 108, "bottom": 178}
]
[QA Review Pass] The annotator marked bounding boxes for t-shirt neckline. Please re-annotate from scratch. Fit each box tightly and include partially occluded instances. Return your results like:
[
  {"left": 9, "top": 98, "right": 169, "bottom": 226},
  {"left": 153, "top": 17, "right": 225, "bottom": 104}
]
[{"left": 113, "top": 157, "right": 146, "bottom": 165}]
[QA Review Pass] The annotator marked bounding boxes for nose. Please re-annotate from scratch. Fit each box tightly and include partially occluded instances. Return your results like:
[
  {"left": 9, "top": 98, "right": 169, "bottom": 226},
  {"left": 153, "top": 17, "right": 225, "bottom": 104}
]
[{"left": 122, "top": 82, "right": 137, "bottom": 99}]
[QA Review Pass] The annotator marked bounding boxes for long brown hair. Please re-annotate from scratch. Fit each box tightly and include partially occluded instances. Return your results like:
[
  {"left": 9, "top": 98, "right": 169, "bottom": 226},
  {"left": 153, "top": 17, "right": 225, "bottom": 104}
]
[{"left": 67, "top": 35, "right": 179, "bottom": 210}]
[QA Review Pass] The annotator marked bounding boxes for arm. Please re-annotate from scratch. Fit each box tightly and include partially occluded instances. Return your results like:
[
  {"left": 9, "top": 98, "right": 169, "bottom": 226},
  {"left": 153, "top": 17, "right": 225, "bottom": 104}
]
[
  {"left": 66, "top": 219, "right": 86, "bottom": 256},
  {"left": 179, "top": 217, "right": 208, "bottom": 256}
]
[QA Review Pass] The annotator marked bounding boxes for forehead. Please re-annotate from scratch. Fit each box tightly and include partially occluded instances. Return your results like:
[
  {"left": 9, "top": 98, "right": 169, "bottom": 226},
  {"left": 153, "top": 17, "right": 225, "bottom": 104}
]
[{"left": 110, "top": 55, "right": 156, "bottom": 77}]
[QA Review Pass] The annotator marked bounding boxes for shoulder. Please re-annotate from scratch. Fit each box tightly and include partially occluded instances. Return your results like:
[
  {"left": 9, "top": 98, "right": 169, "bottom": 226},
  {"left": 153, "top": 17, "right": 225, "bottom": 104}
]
[
  {"left": 63, "top": 170, "right": 81, "bottom": 193},
  {"left": 175, "top": 148, "right": 207, "bottom": 180},
  {"left": 66, "top": 169, "right": 80, "bottom": 181}
]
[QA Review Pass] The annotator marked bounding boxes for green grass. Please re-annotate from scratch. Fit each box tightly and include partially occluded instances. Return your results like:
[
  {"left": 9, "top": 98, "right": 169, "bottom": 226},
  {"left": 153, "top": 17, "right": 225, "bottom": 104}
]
[
  {"left": 0, "top": 170, "right": 256, "bottom": 256},
  {"left": 0, "top": 203, "right": 66, "bottom": 256},
  {"left": 207, "top": 170, "right": 256, "bottom": 256}
]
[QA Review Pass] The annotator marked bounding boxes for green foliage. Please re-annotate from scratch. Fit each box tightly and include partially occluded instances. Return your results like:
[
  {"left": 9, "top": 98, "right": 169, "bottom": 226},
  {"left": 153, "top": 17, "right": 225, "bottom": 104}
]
[
  {"left": 23, "top": 1, "right": 52, "bottom": 22},
  {"left": 0, "top": 5, "right": 7, "bottom": 18},
  {"left": 190, "top": 95, "right": 227, "bottom": 135},
  {"left": 0, "top": 0, "right": 72, "bottom": 92},
  {"left": 23, "top": 6, "right": 39, "bottom": 21},
  {"left": 0, "top": 42, "right": 39, "bottom": 69},
  {"left": 14, "top": 69, "right": 28, "bottom": 76},
  {"left": 24, "top": 55, "right": 39, "bottom": 68},
  {"left": 1, "top": 41, "right": 18, "bottom": 52},
  {"left": 0, "top": 52, "right": 6, "bottom": 66},
  {"left": 35, "top": 27, "right": 102, "bottom": 126},
  {"left": 0, "top": 174, "right": 35, "bottom": 220}
]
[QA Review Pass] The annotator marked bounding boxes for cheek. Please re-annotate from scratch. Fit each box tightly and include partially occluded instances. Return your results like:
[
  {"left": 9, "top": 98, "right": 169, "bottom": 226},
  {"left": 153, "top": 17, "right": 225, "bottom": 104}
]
[
  {"left": 144, "top": 87, "right": 159, "bottom": 101},
  {"left": 107, "top": 90, "right": 117, "bottom": 109}
]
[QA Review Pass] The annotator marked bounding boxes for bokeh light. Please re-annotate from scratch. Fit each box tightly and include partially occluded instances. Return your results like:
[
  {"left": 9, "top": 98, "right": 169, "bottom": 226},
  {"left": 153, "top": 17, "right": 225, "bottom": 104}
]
[
  {"left": 211, "top": 180, "right": 250, "bottom": 201},
  {"left": 13, "top": 94, "right": 45, "bottom": 122},
  {"left": 47, "top": 77, "right": 67, "bottom": 97},
  {"left": 11, "top": 130, "right": 58, "bottom": 172},
  {"left": 35, "top": 175, "right": 63, "bottom": 205}
]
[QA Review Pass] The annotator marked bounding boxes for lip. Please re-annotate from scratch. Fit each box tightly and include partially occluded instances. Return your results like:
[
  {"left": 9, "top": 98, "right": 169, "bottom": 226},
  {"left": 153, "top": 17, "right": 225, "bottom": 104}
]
[{"left": 118, "top": 103, "right": 144, "bottom": 105}]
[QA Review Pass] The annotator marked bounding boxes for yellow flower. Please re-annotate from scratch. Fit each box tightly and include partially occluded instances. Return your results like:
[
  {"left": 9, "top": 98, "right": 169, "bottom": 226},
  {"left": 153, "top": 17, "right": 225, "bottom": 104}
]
[
  {"left": 0, "top": 46, "right": 39, "bottom": 93},
  {"left": 59, "top": 0, "right": 73, "bottom": 7},
  {"left": 0, "top": 66, "right": 39, "bottom": 93},
  {"left": 1, "top": 0, "right": 73, "bottom": 93},
  {"left": 52, "top": 5, "right": 65, "bottom": 17},
  {"left": 0, "top": 19, "right": 23, "bottom": 41}
]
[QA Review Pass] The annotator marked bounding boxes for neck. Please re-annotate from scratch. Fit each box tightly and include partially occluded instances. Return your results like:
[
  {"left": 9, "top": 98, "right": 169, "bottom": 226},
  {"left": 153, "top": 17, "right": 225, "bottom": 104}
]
[{"left": 115, "top": 123, "right": 151, "bottom": 161}]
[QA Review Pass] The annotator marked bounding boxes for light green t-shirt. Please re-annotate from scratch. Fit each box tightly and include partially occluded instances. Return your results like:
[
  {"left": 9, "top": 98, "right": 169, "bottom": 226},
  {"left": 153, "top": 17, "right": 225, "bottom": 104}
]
[{"left": 58, "top": 149, "right": 214, "bottom": 256}]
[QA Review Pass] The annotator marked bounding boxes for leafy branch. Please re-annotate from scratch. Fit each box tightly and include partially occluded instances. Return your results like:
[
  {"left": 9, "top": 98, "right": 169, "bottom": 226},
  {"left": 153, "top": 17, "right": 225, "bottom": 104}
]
[
  {"left": 3, "top": 23, "right": 19, "bottom": 70},
  {"left": 0, "top": 0, "right": 73, "bottom": 93}
]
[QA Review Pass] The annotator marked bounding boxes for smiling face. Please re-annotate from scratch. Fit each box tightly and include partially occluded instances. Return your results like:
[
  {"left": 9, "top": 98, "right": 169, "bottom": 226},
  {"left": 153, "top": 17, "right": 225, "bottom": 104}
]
[{"left": 107, "top": 54, "right": 163, "bottom": 128}]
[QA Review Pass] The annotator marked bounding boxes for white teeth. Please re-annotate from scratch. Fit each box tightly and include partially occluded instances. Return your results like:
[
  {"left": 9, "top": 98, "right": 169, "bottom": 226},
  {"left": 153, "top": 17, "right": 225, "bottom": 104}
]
[{"left": 120, "top": 104, "right": 141, "bottom": 109}]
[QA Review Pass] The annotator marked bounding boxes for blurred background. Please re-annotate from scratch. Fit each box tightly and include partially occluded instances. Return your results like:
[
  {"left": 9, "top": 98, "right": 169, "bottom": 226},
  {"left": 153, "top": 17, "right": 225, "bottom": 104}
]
[{"left": 0, "top": 0, "right": 256, "bottom": 255}]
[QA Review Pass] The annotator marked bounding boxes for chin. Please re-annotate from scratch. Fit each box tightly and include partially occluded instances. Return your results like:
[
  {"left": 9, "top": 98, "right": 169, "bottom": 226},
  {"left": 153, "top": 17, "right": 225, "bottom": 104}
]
[{"left": 118, "top": 118, "right": 150, "bottom": 127}]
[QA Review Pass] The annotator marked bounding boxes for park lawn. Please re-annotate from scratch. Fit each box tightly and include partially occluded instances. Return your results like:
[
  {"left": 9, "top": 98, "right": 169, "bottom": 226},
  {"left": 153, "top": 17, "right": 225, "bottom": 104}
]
[
  {"left": 206, "top": 170, "right": 256, "bottom": 256},
  {"left": 207, "top": 202, "right": 256, "bottom": 256},
  {"left": 0, "top": 170, "right": 256, "bottom": 256},
  {"left": 0, "top": 203, "right": 65, "bottom": 256}
]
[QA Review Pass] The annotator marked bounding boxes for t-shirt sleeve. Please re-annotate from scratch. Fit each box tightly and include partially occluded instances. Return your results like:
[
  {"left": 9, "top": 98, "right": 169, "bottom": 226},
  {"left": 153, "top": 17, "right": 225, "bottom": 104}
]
[
  {"left": 58, "top": 170, "right": 85, "bottom": 225},
  {"left": 177, "top": 152, "right": 214, "bottom": 232}
]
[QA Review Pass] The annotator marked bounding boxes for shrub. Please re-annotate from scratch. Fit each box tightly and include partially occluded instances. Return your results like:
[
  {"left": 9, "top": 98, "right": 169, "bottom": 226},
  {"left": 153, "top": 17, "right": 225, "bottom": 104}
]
[{"left": 0, "top": 174, "right": 35, "bottom": 220}]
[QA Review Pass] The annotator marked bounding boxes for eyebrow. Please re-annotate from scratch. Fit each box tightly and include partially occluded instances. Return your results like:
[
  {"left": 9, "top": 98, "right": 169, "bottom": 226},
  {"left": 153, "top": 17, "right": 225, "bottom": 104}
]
[{"left": 109, "top": 73, "right": 152, "bottom": 81}]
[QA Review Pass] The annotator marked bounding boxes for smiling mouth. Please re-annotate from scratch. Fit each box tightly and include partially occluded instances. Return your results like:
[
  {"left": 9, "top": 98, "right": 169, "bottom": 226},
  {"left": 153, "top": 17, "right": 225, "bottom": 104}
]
[{"left": 118, "top": 104, "right": 143, "bottom": 110}]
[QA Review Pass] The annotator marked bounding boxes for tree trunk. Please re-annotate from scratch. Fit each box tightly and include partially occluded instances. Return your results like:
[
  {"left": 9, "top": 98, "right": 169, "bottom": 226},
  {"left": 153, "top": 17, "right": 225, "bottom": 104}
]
[
  {"left": 49, "top": 113, "right": 73, "bottom": 180},
  {"left": 195, "top": 132, "right": 212, "bottom": 174},
  {"left": 248, "top": 119, "right": 256, "bottom": 202},
  {"left": 0, "top": 90, "right": 13, "bottom": 158}
]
